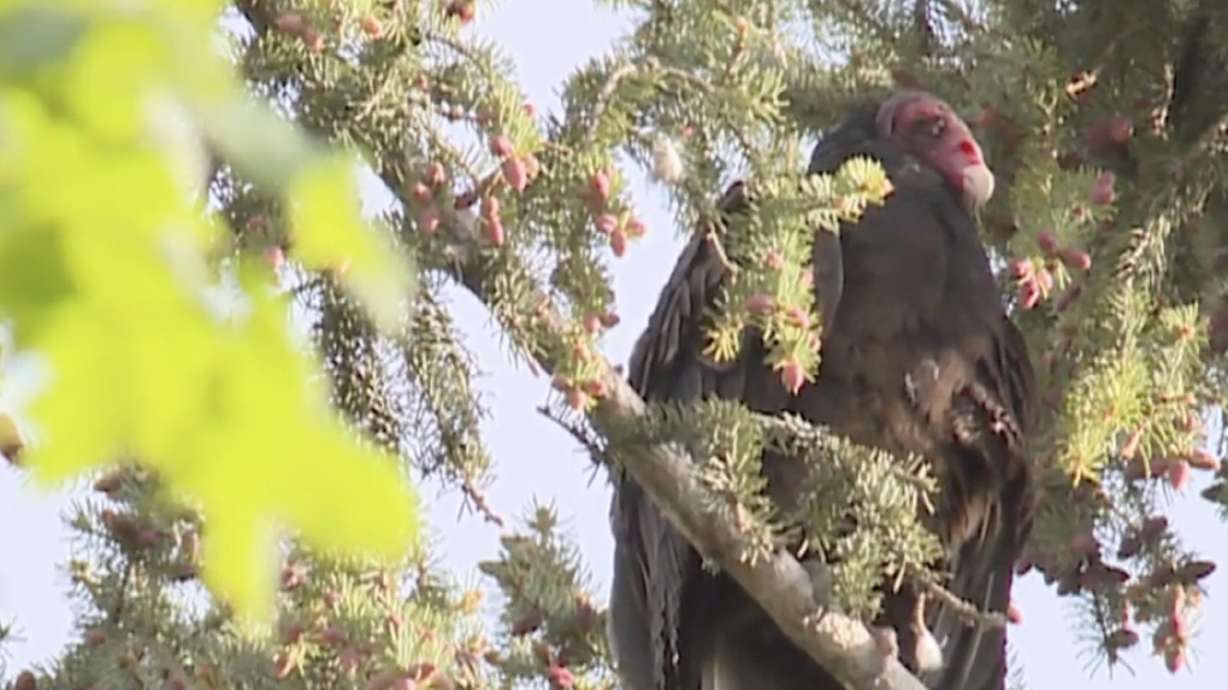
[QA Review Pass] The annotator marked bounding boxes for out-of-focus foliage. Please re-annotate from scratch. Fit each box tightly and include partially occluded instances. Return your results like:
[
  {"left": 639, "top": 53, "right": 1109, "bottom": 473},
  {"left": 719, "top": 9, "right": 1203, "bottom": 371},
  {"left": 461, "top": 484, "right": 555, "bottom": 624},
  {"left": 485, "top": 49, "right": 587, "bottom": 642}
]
[{"left": 0, "top": 0, "right": 419, "bottom": 623}]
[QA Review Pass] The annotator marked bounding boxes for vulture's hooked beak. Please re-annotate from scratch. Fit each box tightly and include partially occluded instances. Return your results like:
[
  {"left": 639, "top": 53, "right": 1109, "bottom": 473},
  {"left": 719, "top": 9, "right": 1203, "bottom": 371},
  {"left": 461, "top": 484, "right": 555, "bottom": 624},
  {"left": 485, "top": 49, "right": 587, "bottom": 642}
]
[{"left": 960, "top": 163, "right": 996, "bottom": 211}]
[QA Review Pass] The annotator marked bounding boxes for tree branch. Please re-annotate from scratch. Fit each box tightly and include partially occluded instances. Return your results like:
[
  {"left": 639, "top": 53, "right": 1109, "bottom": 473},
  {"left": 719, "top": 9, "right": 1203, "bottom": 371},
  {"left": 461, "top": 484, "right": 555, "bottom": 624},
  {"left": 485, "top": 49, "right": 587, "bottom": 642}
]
[{"left": 423, "top": 206, "right": 928, "bottom": 690}]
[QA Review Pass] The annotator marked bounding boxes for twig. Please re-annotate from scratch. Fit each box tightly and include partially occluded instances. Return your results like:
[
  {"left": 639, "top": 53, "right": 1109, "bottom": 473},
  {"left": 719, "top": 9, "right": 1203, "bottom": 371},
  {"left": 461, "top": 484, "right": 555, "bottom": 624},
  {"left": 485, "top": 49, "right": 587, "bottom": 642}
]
[
  {"left": 920, "top": 580, "right": 1009, "bottom": 630},
  {"left": 589, "top": 61, "right": 640, "bottom": 138},
  {"left": 460, "top": 477, "right": 505, "bottom": 529},
  {"left": 705, "top": 229, "right": 739, "bottom": 274},
  {"left": 536, "top": 404, "right": 608, "bottom": 467}
]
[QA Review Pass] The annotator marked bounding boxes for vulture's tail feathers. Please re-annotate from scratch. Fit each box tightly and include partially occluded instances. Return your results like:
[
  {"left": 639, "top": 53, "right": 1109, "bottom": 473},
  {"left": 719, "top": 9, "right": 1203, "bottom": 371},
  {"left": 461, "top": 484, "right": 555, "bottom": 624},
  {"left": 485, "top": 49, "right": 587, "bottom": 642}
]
[
  {"left": 698, "top": 606, "right": 844, "bottom": 690},
  {"left": 924, "top": 523, "right": 1017, "bottom": 690}
]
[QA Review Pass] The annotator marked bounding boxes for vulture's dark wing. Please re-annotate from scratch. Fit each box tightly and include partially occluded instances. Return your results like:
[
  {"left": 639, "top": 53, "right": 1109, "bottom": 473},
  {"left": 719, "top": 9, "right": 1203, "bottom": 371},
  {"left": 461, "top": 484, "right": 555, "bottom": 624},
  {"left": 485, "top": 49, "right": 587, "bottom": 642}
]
[{"left": 608, "top": 184, "right": 844, "bottom": 690}]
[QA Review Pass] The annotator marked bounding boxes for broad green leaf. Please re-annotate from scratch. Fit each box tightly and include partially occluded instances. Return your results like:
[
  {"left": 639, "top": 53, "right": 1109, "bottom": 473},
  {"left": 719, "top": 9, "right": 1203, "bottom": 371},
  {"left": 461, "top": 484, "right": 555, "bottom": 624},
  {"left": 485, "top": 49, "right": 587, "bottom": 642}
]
[
  {"left": 289, "top": 158, "right": 414, "bottom": 330},
  {"left": 201, "top": 99, "right": 318, "bottom": 191},
  {"left": 0, "top": 227, "right": 77, "bottom": 339},
  {"left": 0, "top": 0, "right": 420, "bottom": 623},
  {"left": 0, "top": 7, "right": 89, "bottom": 76}
]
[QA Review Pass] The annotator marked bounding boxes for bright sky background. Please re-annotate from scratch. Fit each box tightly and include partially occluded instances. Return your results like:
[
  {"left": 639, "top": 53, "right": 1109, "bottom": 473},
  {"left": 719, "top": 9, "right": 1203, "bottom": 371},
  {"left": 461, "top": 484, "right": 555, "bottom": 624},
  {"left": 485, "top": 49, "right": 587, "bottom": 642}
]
[{"left": 1, "top": 2, "right": 1224, "bottom": 688}]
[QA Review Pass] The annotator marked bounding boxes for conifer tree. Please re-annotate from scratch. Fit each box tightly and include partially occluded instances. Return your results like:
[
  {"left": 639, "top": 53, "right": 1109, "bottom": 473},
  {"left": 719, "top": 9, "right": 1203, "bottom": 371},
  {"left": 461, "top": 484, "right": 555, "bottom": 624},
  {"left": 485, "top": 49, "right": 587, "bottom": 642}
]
[{"left": 1, "top": 2, "right": 1226, "bottom": 690}]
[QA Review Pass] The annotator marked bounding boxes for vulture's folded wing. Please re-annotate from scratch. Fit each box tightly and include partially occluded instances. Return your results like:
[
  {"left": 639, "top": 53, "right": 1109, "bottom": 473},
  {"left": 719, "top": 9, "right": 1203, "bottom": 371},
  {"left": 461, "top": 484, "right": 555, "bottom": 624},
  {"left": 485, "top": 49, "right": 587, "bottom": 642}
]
[{"left": 609, "top": 183, "right": 844, "bottom": 690}]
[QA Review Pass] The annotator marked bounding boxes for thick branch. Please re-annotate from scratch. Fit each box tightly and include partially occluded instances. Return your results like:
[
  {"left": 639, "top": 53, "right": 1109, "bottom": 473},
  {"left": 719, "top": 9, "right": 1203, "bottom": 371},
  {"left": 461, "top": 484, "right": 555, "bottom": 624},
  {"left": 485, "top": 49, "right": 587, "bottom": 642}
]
[{"left": 429, "top": 207, "right": 927, "bottom": 690}]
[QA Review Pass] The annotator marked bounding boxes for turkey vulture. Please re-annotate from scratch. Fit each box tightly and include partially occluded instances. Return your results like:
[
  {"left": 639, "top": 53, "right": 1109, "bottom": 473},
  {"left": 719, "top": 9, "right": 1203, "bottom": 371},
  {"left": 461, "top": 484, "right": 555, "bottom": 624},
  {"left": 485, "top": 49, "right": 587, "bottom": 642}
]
[{"left": 608, "top": 90, "right": 1035, "bottom": 690}]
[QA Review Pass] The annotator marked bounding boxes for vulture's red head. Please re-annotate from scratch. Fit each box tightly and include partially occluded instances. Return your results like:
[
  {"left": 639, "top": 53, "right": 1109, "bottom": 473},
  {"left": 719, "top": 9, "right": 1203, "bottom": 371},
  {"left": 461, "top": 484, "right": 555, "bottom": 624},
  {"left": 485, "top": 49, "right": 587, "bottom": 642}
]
[{"left": 876, "top": 91, "right": 995, "bottom": 210}]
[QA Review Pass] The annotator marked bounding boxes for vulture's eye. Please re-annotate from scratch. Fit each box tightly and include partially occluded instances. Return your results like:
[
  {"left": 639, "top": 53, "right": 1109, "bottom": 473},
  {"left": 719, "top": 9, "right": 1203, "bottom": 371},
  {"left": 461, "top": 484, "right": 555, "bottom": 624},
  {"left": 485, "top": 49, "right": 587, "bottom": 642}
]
[
  {"left": 909, "top": 114, "right": 945, "bottom": 140},
  {"left": 928, "top": 116, "right": 946, "bottom": 139}
]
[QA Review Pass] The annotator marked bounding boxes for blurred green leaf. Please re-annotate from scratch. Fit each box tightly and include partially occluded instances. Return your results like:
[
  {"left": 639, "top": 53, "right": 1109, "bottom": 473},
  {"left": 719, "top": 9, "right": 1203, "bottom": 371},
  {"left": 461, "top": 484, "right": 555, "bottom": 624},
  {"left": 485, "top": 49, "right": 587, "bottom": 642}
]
[
  {"left": 0, "top": 7, "right": 89, "bottom": 76},
  {"left": 289, "top": 157, "right": 415, "bottom": 331},
  {"left": 0, "top": 0, "right": 420, "bottom": 623}
]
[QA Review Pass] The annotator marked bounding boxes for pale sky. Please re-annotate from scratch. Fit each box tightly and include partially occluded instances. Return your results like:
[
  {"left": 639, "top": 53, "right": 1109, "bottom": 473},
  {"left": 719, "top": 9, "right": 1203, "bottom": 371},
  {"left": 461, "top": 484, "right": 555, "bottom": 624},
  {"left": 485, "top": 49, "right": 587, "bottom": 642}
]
[{"left": 0, "top": 3, "right": 1223, "bottom": 688}]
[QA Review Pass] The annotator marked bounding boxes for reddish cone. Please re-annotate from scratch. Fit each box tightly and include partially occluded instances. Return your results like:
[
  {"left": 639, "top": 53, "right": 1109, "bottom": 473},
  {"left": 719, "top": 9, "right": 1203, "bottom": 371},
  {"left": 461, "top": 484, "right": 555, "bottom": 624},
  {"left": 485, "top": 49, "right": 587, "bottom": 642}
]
[
  {"left": 565, "top": 387, "right": 587, "bottom": 411},
  {"left": 503, "top": 156, "right": 528, "bottom": 192},
  {"left": 1060, "top": 247, "right": 1092, "bottom": 271},
  {"left": 584, "top": 378, "right": 608, "bottom": 399},
  {"left": 1085, "top": 115, "right": 1133, "bottom": 153},
  {"left": 1036, "top": 230, "right": 1059, "bottom": 256},
  {"left": 583, "top": 313, "right": 602, "bottom": 334},
  {"left": 360, "top": 16, "right": 384, "bottom": 38},
  {"left": 1120, "top": 427, "right": 1143, "bottom": 460},
  {"left": 490, "top": 135, "right": 514, "bottom": 158},
  {"left": 746, "top": 293, "right": 775, "bottom": 315},
  {"left": 446, "top": 1, "right": 476, "bottom": 24},
  {"left": 425, "top": 161, "right": 447, "bottom": 187},
  {"left": 418, "top": 205, "right": 441, "bottom": 234},
  {"left": 486, "top": 219, "right": 505, "bottom": 246},
  {"left": 625, "top": 216, "right": 647, "bottom": 238},
  {"left": 609, "top": 228, "right": 627, "bottom": 257},
  {"left": 274, "top": 12, "right": 306, "bottom": 34},
  {"left": 594, "top": 213, "right": 618, "bottom": 235},
  {"left": 1168, "top": 459, "right": 1190, "bottom": 490},
  {"left": 1090, "top": 172, "right": 1116, "bottom": 205},
  {"left": 302, "top": 29, "right": 324, "bottom": 53},
  {"left": 319, "top": 624, "right": 346, "bottom": 646},
  {"left": 784, "top": 306, "right": 810, "bottom": 329},
  {"left": 1165, "top": 645, "right": 1185, "bottom": 674},
  {"left": 547, "top": 665, "right": 576, "bottom": 690},
  {"left": 339, "top": 647, "right": 362, "bottom": 673},
  {"left": 480, "top": 194, "right": 500, "bottom": 221},
  {"left": 1007, "top": 602, "right": 1023, "bottom": 624},
  {"left": 780, "top": 360, "right": 806, "bottom": 394},
  {"left": 1188, "top": 449, "right": 1220, "bottom": 472},
  {"left": 1017, "top": 278, "right": 1041, "bottom": 310}
]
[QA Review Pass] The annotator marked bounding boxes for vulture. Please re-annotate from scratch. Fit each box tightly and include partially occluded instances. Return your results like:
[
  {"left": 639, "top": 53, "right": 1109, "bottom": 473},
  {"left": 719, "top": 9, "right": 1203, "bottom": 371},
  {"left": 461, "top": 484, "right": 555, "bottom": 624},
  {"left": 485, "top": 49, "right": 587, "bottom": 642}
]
[{"left": 607, "top": 90, "right": 1036, "bottom": 690}]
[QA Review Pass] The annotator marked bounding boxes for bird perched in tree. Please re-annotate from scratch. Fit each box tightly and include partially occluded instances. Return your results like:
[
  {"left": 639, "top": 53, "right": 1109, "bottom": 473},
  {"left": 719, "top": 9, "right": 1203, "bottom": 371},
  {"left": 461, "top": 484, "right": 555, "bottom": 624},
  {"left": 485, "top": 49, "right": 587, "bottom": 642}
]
[{"left": 607, "top": 90, "right": 1035, "bottom": 690}]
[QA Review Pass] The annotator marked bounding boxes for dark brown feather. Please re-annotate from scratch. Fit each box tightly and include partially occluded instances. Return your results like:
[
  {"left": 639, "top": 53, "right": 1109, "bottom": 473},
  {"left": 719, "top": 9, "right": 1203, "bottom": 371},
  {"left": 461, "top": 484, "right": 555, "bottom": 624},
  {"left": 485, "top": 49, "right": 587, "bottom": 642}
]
[{"left": 609, "top": 96, "right": 1034, "bottom": 690}]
